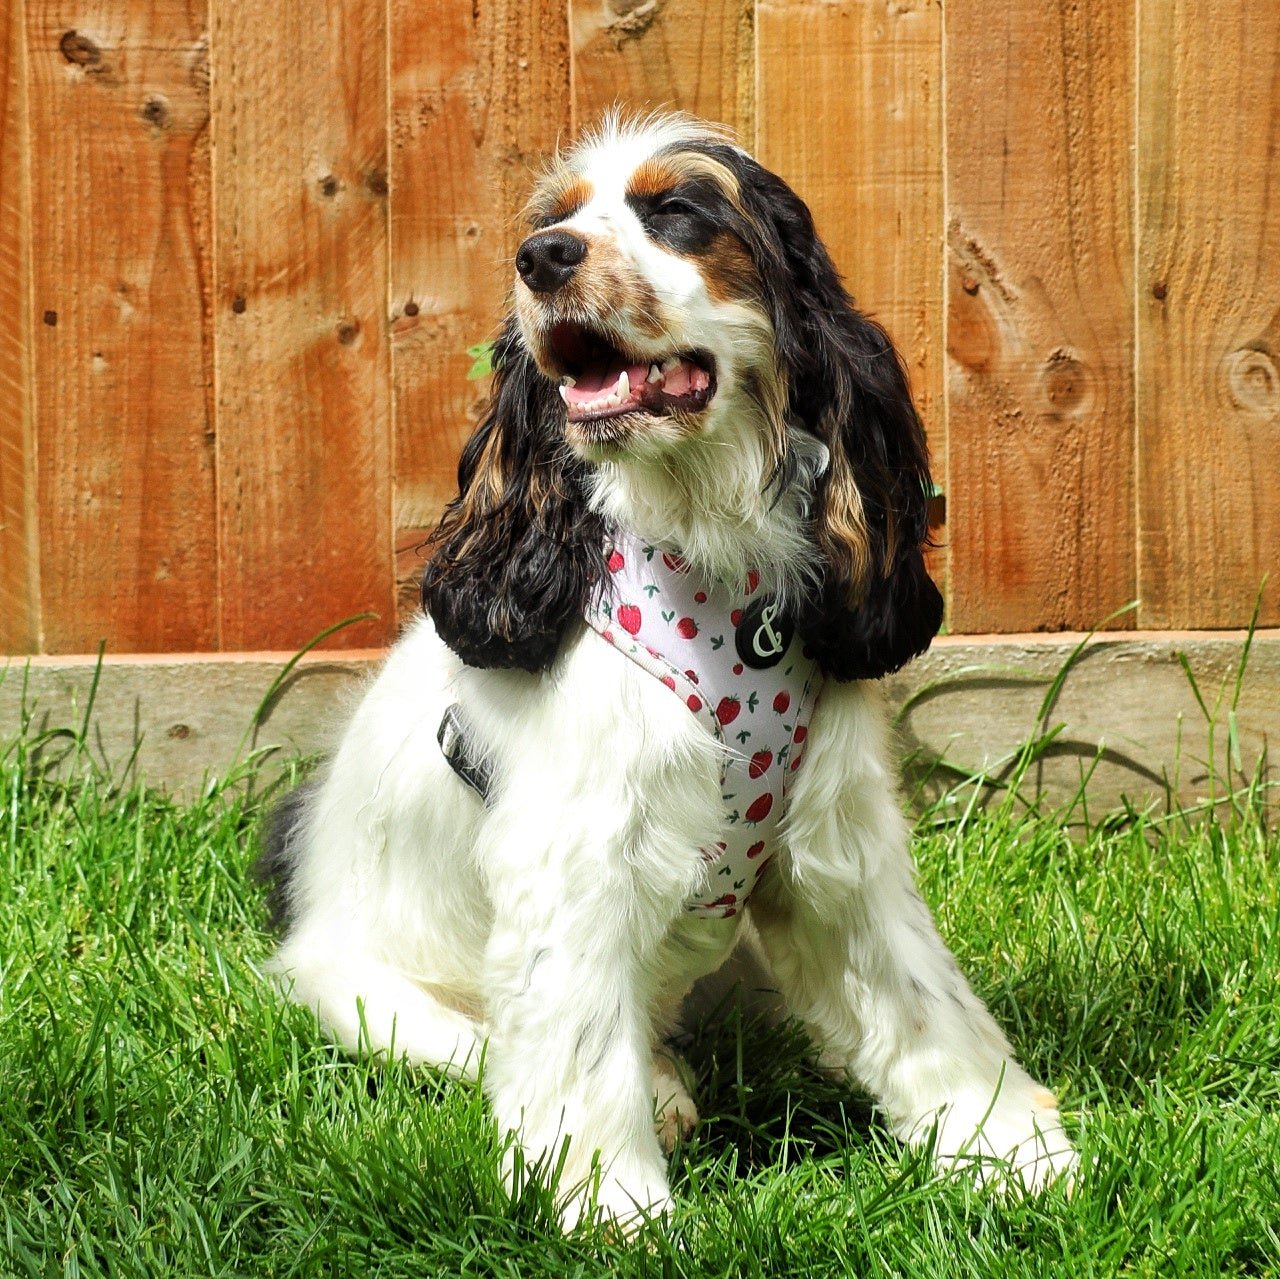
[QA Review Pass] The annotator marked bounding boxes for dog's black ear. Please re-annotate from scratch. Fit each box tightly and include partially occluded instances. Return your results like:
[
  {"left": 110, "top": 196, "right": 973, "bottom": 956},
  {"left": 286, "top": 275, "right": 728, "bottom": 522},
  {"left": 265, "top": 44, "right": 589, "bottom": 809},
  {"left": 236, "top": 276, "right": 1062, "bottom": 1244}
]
[
  {"left": 421, "top": 317, "right": 606, "bottom": 672},
  {"left": 716, "top": 152, "right": 944, "bottom": 680}
]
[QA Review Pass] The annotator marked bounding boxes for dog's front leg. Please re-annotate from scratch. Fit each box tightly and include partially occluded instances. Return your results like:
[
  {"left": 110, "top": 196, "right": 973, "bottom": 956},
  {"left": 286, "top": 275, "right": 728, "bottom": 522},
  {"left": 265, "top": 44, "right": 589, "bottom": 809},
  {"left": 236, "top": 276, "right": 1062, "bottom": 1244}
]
[
  {"left": 478, "top": 798, "right": 689, "bottom": 1230},
  {"left": 754, "top": 681, "right": 1076, "bottom": 1189}
]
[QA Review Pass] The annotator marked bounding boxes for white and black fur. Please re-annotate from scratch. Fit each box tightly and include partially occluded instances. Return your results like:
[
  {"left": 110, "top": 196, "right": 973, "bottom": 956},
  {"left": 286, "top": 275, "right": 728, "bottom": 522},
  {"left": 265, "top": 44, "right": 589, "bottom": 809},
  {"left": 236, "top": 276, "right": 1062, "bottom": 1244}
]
[{"left": 258, "top": 112, "right": 1075, "bottom": 1227}]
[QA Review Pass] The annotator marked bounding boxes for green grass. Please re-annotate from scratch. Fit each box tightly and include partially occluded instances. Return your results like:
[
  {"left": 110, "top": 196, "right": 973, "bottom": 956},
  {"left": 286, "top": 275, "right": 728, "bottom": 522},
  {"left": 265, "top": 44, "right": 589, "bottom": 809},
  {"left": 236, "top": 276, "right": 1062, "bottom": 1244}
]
[{"left": 2, "top": 729, "right": 1279, "bottom": 1278}]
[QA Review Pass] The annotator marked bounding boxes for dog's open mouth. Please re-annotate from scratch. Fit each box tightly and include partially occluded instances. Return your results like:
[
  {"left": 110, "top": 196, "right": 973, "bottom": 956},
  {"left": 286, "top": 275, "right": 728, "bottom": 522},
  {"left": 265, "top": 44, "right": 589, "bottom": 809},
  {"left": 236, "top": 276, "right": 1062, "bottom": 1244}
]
[{"left": 547, "top": 322, "right": 716, "bottom": 424}]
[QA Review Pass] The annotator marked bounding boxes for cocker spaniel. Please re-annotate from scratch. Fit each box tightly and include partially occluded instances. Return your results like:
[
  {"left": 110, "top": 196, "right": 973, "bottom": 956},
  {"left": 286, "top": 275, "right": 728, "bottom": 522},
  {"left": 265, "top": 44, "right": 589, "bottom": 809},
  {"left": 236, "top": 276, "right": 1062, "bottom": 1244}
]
[{"left": 258, "top": 111, "right": 1075, "bottom": 1227}]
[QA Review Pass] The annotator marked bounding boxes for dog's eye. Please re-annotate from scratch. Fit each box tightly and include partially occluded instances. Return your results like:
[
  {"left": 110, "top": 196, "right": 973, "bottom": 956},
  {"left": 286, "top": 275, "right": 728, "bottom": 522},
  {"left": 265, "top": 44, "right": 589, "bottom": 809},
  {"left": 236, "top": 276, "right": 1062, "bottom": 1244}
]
[
  {"left": 634, "top": 190, "right": 716, "bottom": 253},
  {"left": 653, "top": 196, "right": 697, "bottom": 219}
]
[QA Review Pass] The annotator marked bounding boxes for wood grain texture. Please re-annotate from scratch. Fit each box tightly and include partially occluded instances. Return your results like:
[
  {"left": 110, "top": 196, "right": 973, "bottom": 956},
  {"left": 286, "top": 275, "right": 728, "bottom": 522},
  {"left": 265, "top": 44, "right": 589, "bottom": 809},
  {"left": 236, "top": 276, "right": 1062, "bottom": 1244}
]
[
  {"left": 571, "top": 0, "right": 754, "bottom": 133},
  {"left": 212, "top": 0, "right": 393, "bottom": 649},
  {"left": 389, "top": 0, "right": 570, "bottom": 623},
  {"left": 0, "top": 0, "right": 38, "bottom": 653},
  {"left": 945, "top": 0, "right": 1136, "bottom": 633},
  {"left": 1138, "top": 0, "right": 1280, "bottom": 629},
  {"left": 26, "top": 1, "right": 218, "bottom": 652},
  {"left": 757, "top": 0, "right": 945, "bottom": 593}
]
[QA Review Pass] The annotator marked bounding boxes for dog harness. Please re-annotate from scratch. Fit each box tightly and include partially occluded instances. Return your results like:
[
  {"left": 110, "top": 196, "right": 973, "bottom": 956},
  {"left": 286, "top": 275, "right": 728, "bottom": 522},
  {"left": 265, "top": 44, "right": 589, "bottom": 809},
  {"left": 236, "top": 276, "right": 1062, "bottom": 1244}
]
[{"left": 584, "top": 529, "right": 822, "bottom": 917}]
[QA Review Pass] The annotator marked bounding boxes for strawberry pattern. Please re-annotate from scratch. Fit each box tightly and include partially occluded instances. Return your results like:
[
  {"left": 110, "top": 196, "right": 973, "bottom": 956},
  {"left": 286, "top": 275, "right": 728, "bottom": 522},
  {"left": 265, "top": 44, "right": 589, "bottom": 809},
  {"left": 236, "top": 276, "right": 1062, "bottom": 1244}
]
[{"left": 585, "top": 527, "right": 822, "bottom": 918}]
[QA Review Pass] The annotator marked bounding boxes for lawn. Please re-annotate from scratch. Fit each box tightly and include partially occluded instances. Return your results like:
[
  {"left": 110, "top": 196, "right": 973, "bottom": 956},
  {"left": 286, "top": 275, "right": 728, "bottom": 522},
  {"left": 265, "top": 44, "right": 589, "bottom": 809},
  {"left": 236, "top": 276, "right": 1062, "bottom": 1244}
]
[{"left": 2, "top": 719, "right": 1278, "bottom": 1278}]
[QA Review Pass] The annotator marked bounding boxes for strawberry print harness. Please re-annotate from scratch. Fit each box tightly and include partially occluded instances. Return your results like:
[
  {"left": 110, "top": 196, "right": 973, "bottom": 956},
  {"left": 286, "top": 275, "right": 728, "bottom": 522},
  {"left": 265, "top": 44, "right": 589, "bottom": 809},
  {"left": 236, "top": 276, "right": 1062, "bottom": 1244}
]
[{"left": 585, "top": 529, "right": 822, "bottom": 918}]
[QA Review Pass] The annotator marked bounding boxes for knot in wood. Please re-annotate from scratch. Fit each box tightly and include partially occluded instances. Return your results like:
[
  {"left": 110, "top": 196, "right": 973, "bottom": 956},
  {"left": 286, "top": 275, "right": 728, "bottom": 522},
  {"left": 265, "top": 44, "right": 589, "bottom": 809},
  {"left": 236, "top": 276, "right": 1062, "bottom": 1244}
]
[
  {"left": 60, "top": 30, "right": 102, "bottom": 66},
  {"left": 1223, "top": 347, "right": 1279, "bottom": 419},
  {"left": 1042, "top": 350, "right": 1089, "bottom": 414},
  {"left": 139, "top": 95, "right": 171, "bottom": 129}
]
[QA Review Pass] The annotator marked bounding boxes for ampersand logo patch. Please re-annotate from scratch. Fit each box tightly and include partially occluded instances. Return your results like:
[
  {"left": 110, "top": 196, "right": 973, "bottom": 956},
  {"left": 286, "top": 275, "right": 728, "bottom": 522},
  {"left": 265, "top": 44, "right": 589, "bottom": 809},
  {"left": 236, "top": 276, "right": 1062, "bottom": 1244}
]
[{"left": 735, "top": 597, "right": 793, "bottom": 670}]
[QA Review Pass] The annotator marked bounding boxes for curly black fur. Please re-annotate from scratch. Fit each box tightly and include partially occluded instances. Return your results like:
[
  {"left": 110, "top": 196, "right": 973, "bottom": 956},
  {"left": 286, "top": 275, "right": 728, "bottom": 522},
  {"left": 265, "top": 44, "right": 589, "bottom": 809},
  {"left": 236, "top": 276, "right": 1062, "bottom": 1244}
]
[
  {"left": 692, "top": 143, "right": 943, "bottom": 679},
  {"left": 421, "top": 319, "right": 608, "bottom": 672}
]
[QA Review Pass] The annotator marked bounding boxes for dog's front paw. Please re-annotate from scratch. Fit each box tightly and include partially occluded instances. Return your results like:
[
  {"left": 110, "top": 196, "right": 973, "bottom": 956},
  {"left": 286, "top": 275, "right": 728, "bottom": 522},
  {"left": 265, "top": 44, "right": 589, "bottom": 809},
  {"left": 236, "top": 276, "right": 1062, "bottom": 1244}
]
[
  {"left": 652, "top": 1052, "right": 698, "bottom": 1153},
  {"left": 560, "top": 1159, "right": 673, "bottom": 1235},
  {"left": 915, "top": 1081, "right": 1078, "bottom": 1194}
]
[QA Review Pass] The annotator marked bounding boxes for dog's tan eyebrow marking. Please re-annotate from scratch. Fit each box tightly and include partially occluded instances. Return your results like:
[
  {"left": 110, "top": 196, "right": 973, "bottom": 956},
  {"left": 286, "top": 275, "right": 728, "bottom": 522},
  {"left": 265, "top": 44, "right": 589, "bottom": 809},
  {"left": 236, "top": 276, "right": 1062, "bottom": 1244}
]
[
  {"left": 627, "top": 151, "right": 740, "bottom": 204},
  {"left": 526, "top": 175, "right": 594, "bottom": 226}
]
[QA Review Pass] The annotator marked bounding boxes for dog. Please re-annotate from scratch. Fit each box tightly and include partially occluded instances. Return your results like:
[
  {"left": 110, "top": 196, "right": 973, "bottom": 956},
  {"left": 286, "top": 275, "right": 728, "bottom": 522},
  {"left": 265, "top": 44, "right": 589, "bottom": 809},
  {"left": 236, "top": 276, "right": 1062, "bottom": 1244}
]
[{"left": 258, "top": 111, "right": 1076, "bottom": 1227}]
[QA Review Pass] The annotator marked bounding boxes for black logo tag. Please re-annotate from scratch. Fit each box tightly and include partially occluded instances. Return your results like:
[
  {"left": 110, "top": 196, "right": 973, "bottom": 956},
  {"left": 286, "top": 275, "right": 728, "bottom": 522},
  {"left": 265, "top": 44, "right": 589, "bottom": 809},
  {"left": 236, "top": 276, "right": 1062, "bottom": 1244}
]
[{"left": 735, "top": 597, "right": 793, "bottom": 670}]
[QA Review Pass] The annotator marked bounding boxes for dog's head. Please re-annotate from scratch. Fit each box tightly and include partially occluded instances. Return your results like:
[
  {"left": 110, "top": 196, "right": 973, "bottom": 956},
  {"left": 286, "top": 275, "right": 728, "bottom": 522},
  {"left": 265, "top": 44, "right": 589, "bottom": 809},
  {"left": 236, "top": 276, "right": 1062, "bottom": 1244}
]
[{"left": 423, "top": 112, "right": 942, "bottom": 680}]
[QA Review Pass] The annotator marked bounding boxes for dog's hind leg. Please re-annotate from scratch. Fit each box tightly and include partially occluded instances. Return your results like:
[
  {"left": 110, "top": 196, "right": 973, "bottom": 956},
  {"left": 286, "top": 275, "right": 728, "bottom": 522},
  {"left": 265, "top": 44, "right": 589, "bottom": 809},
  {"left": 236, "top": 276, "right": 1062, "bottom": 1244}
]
[{"left": 270, "top": 932, "right": 483, "bottom": 1079}]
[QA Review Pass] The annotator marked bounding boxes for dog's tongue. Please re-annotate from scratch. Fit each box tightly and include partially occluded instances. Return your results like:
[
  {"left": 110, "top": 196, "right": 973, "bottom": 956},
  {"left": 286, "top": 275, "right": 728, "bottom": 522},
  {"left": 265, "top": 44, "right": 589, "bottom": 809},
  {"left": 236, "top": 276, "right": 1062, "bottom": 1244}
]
[{"left": 567, "top": 361, "right": 649, "bottom": 400}]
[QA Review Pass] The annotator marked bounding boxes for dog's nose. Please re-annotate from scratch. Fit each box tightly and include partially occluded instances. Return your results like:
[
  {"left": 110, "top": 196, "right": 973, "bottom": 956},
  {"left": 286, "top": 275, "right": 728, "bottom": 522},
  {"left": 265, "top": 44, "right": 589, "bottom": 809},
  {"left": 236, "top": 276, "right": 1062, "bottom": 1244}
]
[{"left": 516, "top": 230, "right": 587, "bottom": 294}]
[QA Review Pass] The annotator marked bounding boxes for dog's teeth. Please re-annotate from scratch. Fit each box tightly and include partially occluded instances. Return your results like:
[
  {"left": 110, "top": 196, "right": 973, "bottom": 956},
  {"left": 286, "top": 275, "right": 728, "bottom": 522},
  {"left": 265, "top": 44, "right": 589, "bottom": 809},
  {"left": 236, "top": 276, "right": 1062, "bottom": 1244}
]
[
  {"left": 616, "top": 370, "right": 630, "bottom": 400},
  {"left": 647, "top": 364, "right": 663, "bottom": 384},
  {"left": 558, "top": 385, "right": 571, "bottom": 404},
  {"left": 661, "top": 355, "right": 681, "bottom": 373},
  {"left": 561, "top": 375, "right": 576, "bottom": 387}
]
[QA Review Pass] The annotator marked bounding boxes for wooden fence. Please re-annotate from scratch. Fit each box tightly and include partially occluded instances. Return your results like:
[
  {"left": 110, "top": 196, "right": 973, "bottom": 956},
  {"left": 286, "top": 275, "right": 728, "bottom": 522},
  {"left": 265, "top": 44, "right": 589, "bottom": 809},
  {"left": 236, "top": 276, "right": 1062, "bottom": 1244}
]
[{"left": 2, "top": 0, "right": 1277, "bottom": 655}]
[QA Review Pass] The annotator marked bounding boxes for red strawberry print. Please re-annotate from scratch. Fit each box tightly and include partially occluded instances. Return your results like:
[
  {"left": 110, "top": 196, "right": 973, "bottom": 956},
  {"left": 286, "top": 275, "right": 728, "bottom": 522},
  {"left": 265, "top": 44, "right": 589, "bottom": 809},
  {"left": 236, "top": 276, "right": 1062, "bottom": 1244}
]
[
  {"left": 617, "top": 604, "right": 642, "bottom": 635},
  {"left": 716, "top": 696, "right": 741, "bottom": 725},
  {"left": 602, "top": 629, "right": 615, "bottom": 644},
  {"left": 746, "top": 840, "right": 766, "bottom": 859},
  {"left": 748, "top": 749, "right": 773, "bottom": 779},
  {"left": 794, "top": 726, "right": 807, "bottom": 743},
  {"left": 745, "top": 569, "right": 760, "bottom": 594},
  {"left": 732, "top": 662, "right": 744, "bottom": 676},
  {"left": 687, "top": 695, "right": 703, "bottom": 712},
  {"left": 663, "top": 551, "right": 689, "bottom": 573},
  {"left": 607, "top": 549, "right": 625, "bottom": 573},
  {"left": 685, "top": 669, "right": 700, "bottom": 684},
  {"left": 661, "top": 675, "right": 676, "bottom": 692},
  {"left": 675, "top": 616, "right": 698, "bottom": 639},
  {"left": 730, "top": 609, "right": 743, "bottom": 626},
  {"left": 710, "top": 893, "right": 737, "bottom": 908},
  {"left": 744, "top": 793, "right": 774, "bottom": 823},
  {"left": 694, "top": 590, "right": 707, "bottom": 604},
  {"left": 773, "top": 690, "right": 791, "bottom": 714}
]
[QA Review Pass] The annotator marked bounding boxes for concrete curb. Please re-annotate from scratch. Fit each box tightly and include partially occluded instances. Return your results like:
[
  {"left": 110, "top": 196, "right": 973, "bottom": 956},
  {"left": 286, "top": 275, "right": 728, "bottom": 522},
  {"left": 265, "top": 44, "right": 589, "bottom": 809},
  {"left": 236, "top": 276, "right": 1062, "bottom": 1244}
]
[{"left": 4, "top": 632, "right": 1277, "bottom": 812}]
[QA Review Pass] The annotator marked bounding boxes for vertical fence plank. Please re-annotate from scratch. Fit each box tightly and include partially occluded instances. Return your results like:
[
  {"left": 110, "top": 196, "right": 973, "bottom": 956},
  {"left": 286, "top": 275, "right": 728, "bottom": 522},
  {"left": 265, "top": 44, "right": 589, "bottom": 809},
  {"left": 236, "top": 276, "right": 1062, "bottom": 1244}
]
[
  {"left": 757, "top": 0, "right": 945, "bottom": 593},
  {"left": 0, "top": 0, "right": 38, "bottom": 653},
  {"left": 571, "top": 0, "right": 754, "bottom": 131},
  {"left": 1138, "top": 0, "right": 1280, "bottom": 629},
  {"left": 389, "top": 0, "right": 570, "bottom": 622},
  {"left": 945, "top": 0, "right": 1135, "bottom": 633},
  {"left": 26, "top": 1, "right": 218, "bottom": 653},
  {"left": 212, "top": 0, "right": 392, "bottom": 650}
]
